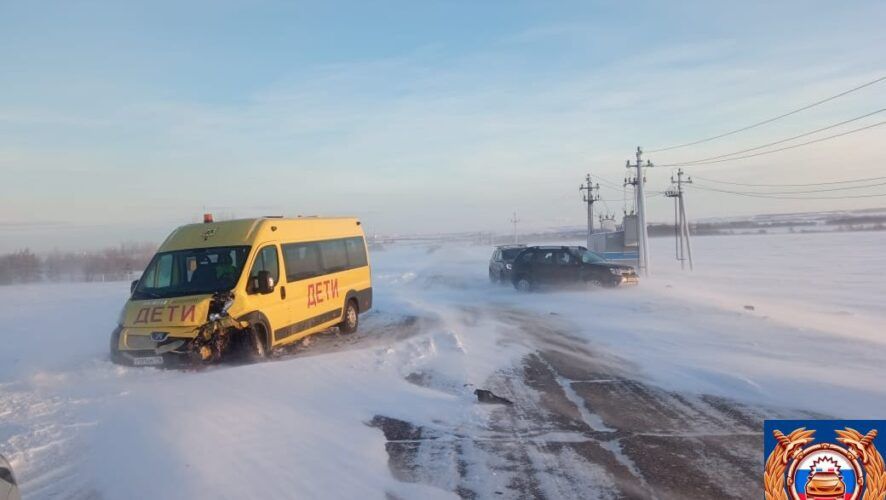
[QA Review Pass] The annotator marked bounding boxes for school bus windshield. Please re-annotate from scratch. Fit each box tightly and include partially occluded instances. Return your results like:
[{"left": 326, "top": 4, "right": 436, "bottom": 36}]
[{"left": 132, "top": 246, "right": 250, "bottom": 299}]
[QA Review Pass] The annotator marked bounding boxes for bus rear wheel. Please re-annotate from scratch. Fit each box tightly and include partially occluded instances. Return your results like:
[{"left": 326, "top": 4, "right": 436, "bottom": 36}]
[{"left": 340, "top": 300, "right": 359, "bottom": 334}]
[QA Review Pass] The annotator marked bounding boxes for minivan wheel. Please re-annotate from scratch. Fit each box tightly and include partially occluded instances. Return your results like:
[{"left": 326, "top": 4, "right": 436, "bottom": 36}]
[
  {"left": 515, "top": 277, "right": 533, "bottom": 292},
  {"left": 340, "top": 300, "right": 359, "bottom": 334}
]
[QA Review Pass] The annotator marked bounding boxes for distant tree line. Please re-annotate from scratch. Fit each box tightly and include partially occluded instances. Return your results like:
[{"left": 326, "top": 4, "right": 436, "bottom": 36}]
[
  {"left": 830, "top": 215, "right": 886, "bottom": 225},
  {"left": 0, "top": 243, "right": 156, "bottom": 285}
]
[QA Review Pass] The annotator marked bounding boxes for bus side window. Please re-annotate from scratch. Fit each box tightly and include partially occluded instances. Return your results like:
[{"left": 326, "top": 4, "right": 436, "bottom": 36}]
[
  {"left": 319, "top": 239, "right": 348, "bottom": 273},
  {"left": 345, "top": 237, "right": 368, "bottom": 268},
  {"left": 282, "top": 242, "right": 323, "bottom": 282}
]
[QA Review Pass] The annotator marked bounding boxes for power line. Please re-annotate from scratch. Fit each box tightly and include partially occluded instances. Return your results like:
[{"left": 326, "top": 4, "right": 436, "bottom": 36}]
[
  {"left": 693, "top": 179, "right": 886, "bottom": 194},
  {"left": 647, "top": 75, "right": 886, "bottom": 153},
  {"left": 589, "top": 174, "right": 632, "bottom": 215},
  {"left": 589, "top": 174, "right": 626, "bottom": 190},
  {"left": 691, "top": 175, "right": 886, "bottom": 187},
  {"left": 599, "top": 197, "right": 647, "bottom": 202},
  {"left": 597, "top": 192, "right": 662, "bottom": 203},
  {"left": 579, "top": 175, "right": 617, "bottom": 212},
  {"left": 661, "top": 120, "right": 886, "bottom": 167},
  {"left": 660, "top": 109, "right": 885, "bottom": 166},
  {"left": 689, "top": 184, "right": 886, "bottom": 200}
]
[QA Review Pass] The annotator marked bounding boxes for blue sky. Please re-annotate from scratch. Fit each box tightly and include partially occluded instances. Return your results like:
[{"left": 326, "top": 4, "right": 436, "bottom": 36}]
[{"left": 1, "top": 0, "right": 885, "bottom": 250}]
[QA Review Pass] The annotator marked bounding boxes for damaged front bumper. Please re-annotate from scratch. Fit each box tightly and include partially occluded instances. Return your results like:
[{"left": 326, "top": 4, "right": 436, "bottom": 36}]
[
  {"left": 111, "top": 324, "right": 197, "bottom": 367},
  {"left": 111, "top": 315, "right": 251, "bottom": 367}
]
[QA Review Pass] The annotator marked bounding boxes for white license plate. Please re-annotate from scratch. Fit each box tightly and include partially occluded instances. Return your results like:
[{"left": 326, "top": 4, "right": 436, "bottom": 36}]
[{"left": 132, "top": 355, "right": 164, "bottom": 366}]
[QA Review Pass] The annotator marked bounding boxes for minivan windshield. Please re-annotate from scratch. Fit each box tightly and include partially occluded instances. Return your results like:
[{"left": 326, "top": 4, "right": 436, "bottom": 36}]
[
  {"left": 132, "top": 246, "right": 250, "bottom": 299},
  {"left": 581, "top": 251, "right": 608, "bottom": 264}
]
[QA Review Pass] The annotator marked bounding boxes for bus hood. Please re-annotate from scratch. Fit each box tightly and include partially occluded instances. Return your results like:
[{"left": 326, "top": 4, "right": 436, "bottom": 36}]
[{"left": 121, "top": 295, "right": 213, "bottom": 328}]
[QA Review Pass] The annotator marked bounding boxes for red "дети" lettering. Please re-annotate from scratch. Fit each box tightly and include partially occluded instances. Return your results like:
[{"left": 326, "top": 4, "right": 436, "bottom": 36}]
[
  {"left": 133, "top": 304, "right": 196, "bottom": 324},
  {"left": 307, "top": 278, "right": 339, "bottom": 307}
]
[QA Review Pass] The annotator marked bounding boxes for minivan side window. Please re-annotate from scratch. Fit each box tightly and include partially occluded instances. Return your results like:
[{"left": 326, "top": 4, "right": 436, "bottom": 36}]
[
  {"left": 282, "top": 242, "right": 323, "bottom": 282},
  {"left": 248, "top": 245, "right": 279, "bottom": 292}
]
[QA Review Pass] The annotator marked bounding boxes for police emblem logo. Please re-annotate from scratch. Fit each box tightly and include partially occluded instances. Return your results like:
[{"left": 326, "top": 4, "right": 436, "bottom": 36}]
[{"left": 765, "top": 420, "right": 886, "bottom": 500}]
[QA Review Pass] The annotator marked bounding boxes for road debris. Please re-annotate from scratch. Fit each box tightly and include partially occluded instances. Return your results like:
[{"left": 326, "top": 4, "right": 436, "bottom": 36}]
[{"left": 474, "top": 389, "right": 513, "bottom": 405}]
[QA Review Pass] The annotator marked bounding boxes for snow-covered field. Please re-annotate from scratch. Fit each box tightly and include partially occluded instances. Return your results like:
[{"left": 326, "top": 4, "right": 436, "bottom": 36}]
[{"left": 0, "top": 231, "right": 883, "bottom": 499}]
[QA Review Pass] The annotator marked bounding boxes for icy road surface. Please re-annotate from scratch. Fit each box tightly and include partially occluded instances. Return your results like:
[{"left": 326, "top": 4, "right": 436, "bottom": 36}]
[{"left": 1, "top": 231, "right": 884, "bottom": 499}]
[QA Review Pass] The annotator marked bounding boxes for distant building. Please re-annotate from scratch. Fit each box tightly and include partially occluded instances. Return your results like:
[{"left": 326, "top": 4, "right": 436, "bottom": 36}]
[{"left": 589, "top": 214, "right": 639, "bottom": 268}]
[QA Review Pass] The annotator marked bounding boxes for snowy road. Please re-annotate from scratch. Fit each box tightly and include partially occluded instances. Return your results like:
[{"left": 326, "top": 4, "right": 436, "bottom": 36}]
[
  {"left": 366, "top": 304, "right": 787, "bottom": 499},
  {"left": 1, "top": 232, "right": 884, "bottom": 499}
]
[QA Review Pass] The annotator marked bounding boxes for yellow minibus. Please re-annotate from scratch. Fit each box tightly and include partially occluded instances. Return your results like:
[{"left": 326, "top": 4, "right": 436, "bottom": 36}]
[{"left": 110, "top": 216, "right": 371, "bottom": 366}]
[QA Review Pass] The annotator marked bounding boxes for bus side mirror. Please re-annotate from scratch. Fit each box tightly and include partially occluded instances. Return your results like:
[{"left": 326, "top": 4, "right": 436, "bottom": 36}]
[
  {"left": 255, "top": 270, "right": 275, "bottom": 294},
  {"left": 130, "top": 280, "right": 139, "bottom": 293}
]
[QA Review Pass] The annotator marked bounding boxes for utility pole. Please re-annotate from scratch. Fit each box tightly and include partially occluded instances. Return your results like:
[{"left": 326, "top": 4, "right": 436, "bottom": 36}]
[
  {"left": 676, "top": 169, "right": 693, "bottom": 271},
  {"left": 626, "top": 147, "right": 652, "bottom": 276},
  {"left": 579, "top": 174, "right": 600, "bottom": 248},
  {"left": 510, "top": 211, "right": 520, "bottom": 244},
  {"left": 665, "top": 169, "right": 694, "bottom": 270},
  {"left": 666, "top": 187, "right": 683, "bottom": 267}
]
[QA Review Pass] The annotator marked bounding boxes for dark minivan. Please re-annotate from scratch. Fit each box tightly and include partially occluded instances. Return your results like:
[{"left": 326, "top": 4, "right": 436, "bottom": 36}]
[
  {"left": 488, "top": 244, "right": 526, "bottom": 283},
  {"left": 510, "top": 246, "right": 638, "bottom": 291}
]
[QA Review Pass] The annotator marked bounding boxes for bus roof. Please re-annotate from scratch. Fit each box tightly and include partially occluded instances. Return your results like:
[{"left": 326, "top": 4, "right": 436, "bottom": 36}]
[{"left": 158, "top": 217, "right": 363, "bottom": 252}]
